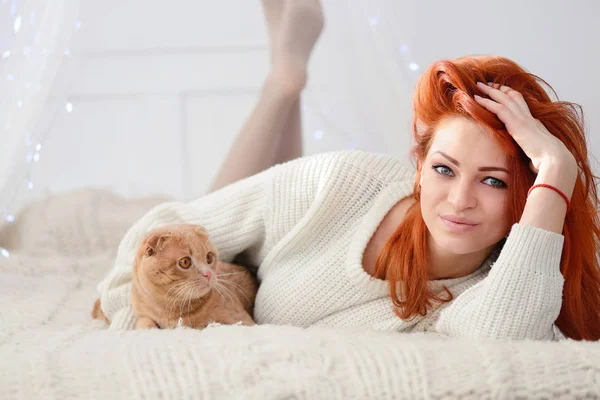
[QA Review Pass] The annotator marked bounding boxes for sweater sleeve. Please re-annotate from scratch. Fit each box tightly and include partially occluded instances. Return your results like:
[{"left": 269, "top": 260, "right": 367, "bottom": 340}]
[
  {"left": 435, "top": 223, "right": 566, "bottom": 341},
  {"left": 96, "top": 151, "right": 348, "bottom": 330},
  {"left": 96, "top": 163, "right": 280, "bottom": 330}
]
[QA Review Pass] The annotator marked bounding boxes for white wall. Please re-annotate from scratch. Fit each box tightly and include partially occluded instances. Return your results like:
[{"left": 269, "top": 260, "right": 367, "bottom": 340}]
[
  {"left": 31, "top": 0, "right": 272, "bottom": 202},
  {"left": 29, "top": 0, "right": 600, "bottom": 202}
]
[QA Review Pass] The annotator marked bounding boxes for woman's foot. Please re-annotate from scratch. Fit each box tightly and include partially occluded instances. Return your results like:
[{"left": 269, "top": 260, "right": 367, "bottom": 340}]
[
  {"left": 261, "top": 0, "right": 324, "bottom": 94},
  {"left": 261, "top": 0, "right": 285, "bottom": 59}
]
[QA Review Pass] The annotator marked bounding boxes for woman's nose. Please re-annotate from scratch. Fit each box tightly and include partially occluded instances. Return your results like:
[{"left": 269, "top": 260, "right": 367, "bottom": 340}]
[{"left": 449, "top": 182, "right": 477, "bottom": 210}]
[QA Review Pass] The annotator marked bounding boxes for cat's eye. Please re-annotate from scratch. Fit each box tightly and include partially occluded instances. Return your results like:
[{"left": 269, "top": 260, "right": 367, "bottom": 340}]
[
  {"left": 178, "top": 257, "right": 192, "bottom": 269},
  {"left": 206, "top": 252, "right": 215, "bottom": 265}
]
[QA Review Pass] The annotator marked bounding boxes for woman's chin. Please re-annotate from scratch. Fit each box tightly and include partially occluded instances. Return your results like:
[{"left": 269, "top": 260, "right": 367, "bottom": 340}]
[{"left": 431, "top": 231, "right": 480, "bottom": 255}]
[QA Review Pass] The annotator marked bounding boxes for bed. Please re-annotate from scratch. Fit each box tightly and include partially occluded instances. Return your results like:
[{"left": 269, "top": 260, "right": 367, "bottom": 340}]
[{"left": 1, "top": 189, "right": 599, "bottom": 399}]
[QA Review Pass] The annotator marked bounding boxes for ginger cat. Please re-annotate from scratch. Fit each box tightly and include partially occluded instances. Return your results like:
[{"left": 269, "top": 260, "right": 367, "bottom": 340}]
[{"left": 92, "top": 223, "right": 258, "bottom": 329}]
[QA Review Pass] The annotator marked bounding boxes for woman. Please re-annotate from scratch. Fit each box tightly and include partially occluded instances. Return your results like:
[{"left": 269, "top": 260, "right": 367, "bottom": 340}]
[{"left": 97, "top": 0, "right": 600, "bottom": 340}]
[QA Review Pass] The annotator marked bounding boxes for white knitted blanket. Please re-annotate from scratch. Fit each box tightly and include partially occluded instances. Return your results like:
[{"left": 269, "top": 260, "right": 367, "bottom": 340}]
[{"left": 1, "top": 189, "right": 599, "bottom": 399}]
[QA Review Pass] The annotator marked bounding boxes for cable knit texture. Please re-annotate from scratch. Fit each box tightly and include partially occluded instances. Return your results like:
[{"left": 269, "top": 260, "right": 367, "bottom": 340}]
[
  {"left": 2, "top": 164, "right": 598, "bottom": 399},
  {"left": 98, "top": 150, "right": 566, "bottom": 340}
]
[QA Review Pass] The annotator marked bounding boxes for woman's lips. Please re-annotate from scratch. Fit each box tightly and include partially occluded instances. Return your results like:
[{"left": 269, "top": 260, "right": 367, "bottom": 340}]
[{"left": 440, "top": 216, "right": 478, "bottom": 233}]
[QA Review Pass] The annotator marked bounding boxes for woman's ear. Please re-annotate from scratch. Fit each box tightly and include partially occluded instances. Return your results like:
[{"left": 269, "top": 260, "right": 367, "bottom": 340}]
[{"left": 414, "top": 158, "right": 424, "bottom": 187}]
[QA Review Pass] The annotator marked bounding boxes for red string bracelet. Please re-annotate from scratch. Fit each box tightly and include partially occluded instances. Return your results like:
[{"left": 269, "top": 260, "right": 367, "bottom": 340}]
[{"left": 527, "top": 183, "right": 571, "bottom": 212}]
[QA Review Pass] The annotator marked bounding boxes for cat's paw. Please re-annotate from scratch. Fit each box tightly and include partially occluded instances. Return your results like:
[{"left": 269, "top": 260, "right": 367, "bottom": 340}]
[
  {"left": 206, "top": 321, "right": 224, "bottom": 329},
  {"left": 135, "top": 316, "right": 159, "bottom": 329}
]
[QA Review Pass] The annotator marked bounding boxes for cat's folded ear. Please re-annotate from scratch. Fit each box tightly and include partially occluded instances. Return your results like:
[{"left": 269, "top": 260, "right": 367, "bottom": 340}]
[
  {"left": 191, "top": 225, "right": 209, "bottom": 240},
  {"left": 144, "top": 232, "right": 167, "bottom": 257}
]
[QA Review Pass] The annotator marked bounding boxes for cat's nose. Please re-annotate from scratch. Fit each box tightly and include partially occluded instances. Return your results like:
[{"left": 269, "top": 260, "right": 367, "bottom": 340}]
[{"left": 202, "top": 271, "right": 212, "bottom": 280}]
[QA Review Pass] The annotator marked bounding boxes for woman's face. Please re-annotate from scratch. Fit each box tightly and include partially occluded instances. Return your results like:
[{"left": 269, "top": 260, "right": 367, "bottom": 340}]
[{"left": 419, "top": 116, "right": 513, "bottom": 256}]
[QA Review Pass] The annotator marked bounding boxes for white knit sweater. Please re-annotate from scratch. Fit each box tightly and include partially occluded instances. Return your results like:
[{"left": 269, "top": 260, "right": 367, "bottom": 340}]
[{"left": 97, "top": 150, "right": 566, "bottom": 340}]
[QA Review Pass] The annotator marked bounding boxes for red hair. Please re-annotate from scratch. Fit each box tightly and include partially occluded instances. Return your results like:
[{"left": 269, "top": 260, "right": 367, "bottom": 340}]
[{"left": 373, "top": 55, "right": 600, "bottom": 340}]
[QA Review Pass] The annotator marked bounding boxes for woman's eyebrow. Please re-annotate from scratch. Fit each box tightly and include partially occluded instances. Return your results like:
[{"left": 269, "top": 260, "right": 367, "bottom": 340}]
[{"left": 432, "top": 151, "right": 510, "bottom": 174}]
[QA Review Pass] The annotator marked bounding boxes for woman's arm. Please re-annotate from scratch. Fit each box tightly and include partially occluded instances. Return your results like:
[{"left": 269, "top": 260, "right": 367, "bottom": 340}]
[
  {"left": 435, "top": 160, "right": 574, "bottom": 341},
  {"left": 519, "top": 157, "right": 577, "bottom": 233},
  {"left": 436, "top": 222, "right": 565, "bottom": 340},
  {"left": 96, "top": 150, "right": 353, "bottom": 330},
  {"left": 98, "top": 166, "right": 279, "bottom": 330},
  {"left": 438, "top": 82, "right": 580, "bottom": 340}
]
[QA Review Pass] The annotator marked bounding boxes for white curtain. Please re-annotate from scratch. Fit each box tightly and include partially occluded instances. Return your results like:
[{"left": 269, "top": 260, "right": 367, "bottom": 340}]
[
  {"left": 0, "top": 0, "right": 80, "bottom": 230},
  {"left": 303, "top": 0, "right": 418, "bottom": 158}
]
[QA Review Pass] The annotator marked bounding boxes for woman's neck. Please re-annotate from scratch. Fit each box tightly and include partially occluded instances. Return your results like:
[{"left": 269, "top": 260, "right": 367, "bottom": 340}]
[{"left": 426, "top": 233, "right": 495, "bottom": 280}]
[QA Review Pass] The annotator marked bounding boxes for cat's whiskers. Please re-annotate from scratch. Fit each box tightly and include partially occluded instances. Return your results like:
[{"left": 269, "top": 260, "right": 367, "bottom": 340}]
[
  {"left": 178, "top": 288, "right": 190, "bottom": 322},
  {"left": 211, "top": 285, "right": 229, "bottom": 306},
  {"left": 177, "top": 279, "right": 207, "bottom": 324},
  {"left": 165, "top": 280, "right": 193, "bottom": 301},
  {"left": 166, "top": 283, "right": 187, "bottom": 314},
  {"left": 184, "top": 282, "right": 198, "bottom": 306},
  {"left": 186, "top": 283, "right": 194, "bottom": 316},
  {"left": 167, "top": 284, "right": 188, "bottom": 318},
  {"left": 216, "top": 271, "right": 245, "bottom": 277},
  {"left": 218, "top": 278, "right": 251, "bottom": 302},
  {"left": 213, "top": 281, "right": 236, "bottom": 305},
  {"left": 167, "top": 281, "right": 196, "bottom": 318}
]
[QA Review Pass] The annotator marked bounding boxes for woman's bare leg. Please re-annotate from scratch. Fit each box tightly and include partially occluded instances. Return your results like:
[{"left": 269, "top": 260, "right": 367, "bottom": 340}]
[
  {"left": 208, "top": 73, "right": 300, "bottom": 192},
  {"left": 209, "top": 0, "right": 323, "bottom": 192},
  {"left": 274, "top": 97, "right": 303, "bottom": 165},
  {"left": 272, "top": 0, "right": 325, "bottom": 165}
]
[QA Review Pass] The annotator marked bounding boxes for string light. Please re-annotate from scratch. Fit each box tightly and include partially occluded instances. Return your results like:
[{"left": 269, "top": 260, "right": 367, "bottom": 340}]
[
  {"left": 0, "top": 4, "right": 82, "bottom": 246},
  {"left": 13, "top": 15, "right": 21, "bottom": 33},
  {"left": 0, "top": 5, "right": 82, "bottom": 243}
]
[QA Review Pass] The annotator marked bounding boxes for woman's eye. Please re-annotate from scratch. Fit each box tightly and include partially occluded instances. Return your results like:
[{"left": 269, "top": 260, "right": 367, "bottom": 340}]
[
  {"left": 178, "top": 257, "right": 192, "bottom": 269},
  {"left": 484, "top": 177, "right": 506, "bottom": 188},
  {"left": 432, "top": 164, "right": 506, "bottom": 188},
  {"left": 432, "top": 165, "right": 453, "bottom": 176}
]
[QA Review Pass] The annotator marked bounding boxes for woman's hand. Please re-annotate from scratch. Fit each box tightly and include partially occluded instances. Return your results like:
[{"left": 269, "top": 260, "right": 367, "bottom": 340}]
[
  {"left": 473, "top": 82, "right": 576, "bottom": 174},
  {"left": 475, "top": 81, "right": 577, "bottom": 231}
]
